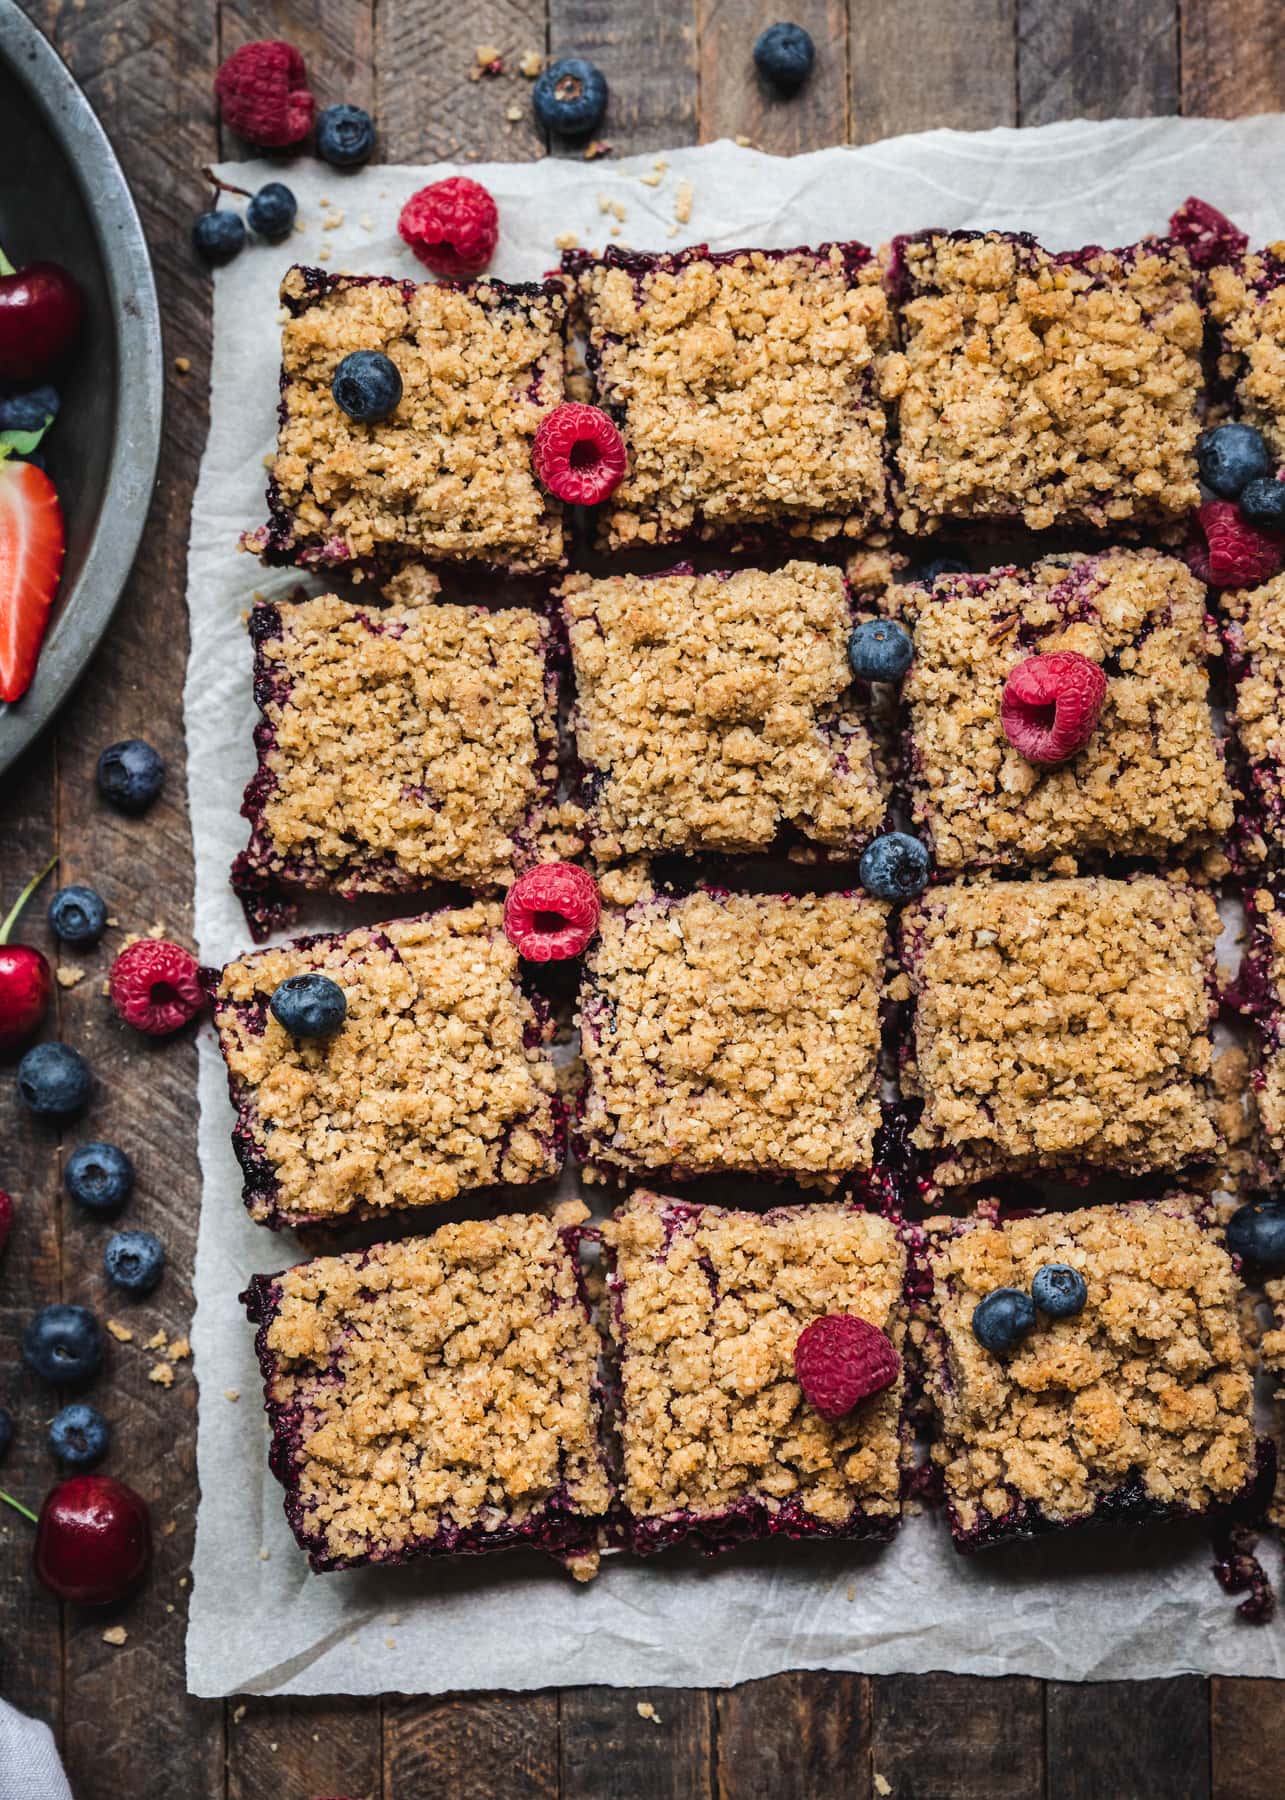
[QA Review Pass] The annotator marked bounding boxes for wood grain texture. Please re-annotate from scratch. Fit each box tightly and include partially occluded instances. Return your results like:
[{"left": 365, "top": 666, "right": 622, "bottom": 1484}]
[
  {"left": 1018, "top": 0, "right": 1179, "bottom": 122},
  {"left": 375, "top": 0, "right": 547, "bottom": 164},
  {"left": 716, "top": 1673, "right": 872, "bottom": 1799},
  {"left": 1047, "top": 1677, "right": 1208, "bottom": 1800},
  {"left": 697, "top": 0, "right": 849, "bottom": 153},
  {"left": 219, "top": 0, "right": 375, "bottom": 113},
  {"left": 849, "top": 0, "right": 1016, "bottom": 144},
  {"left": 1210, "top": 1677, "right": 1285, "bottom": 1800},
  {"left": 384, "top": 1691, "right": 559, "bottom": 1800},
  {"left": 549, "top": 0, "right": 698, "bottom": 155},
  {"left": 870, "top": 1675, "right": 1044, "bottom": 1799},
  {"left": 227, "top": 1697, "right": 382, "bottom": 1799},
  {"left": 1180, "top": 0, "right": 1285, "bottom": 117},
  {"left": 561, "top": 1688, "right": 714, "bottom": 1799}
]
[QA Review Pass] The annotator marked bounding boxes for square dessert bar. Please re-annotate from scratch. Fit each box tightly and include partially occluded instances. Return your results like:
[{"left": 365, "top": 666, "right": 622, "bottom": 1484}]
[
  {"left": 602, "top": 1191, "right": 908, "bottom": 1555},
  {"left": 566, "top": 242, "right": 894, "bottom": 551},
  {"left": 889, "top": 230, "right": 1205, "bottom": 533},
  {"left": 1235, "top": 889, "right": 1285, "bottom": 1171},
  {"left": 242, "top": 1209, "right": 611, "bottom": 1576},
  {"left": 890, "top": 548, "right": 1232, "bottom": 873},
  {"left": 231, "top": 581, "right": 562, "bottom": 939},
  {"left": 918, "top": 1196, "right": 1267, "bottom": 1550},
  {"left": 900, "top": 875, "right": 1222, "bottom": 1188},
  {"left": 1222, "top": 573, "right": 1285, "bottom": 866},
  {"left": 212, "top": 904, "right": 562, "bottom": 1228},
  {"left": 578, "top": 888, "right": 888, "bottom": 1185},
  {"left": 254, "top": 265, "right": 568, "bottom": 574},
  {"left": 562, "top": 561, "right": 886, "bottom": 861},
  {"left": 1209, "top": 244, "right": 1285, "bottom": 461}
]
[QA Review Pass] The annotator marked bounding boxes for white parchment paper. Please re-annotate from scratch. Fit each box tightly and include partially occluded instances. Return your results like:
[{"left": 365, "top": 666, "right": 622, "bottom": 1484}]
[{"left": 186, "top": 119, "right": 1285, "bottom": 1696}]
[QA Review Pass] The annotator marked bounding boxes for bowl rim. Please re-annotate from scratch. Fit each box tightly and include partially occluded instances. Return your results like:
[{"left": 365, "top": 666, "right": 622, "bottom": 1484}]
[{"left": 0, "top": 0, "right": 164, "bottom": 777}]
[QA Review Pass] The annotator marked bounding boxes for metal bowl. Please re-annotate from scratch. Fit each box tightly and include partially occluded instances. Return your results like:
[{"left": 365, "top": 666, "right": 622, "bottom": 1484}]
[{"left": 0, "top": 0, "right": 163, "bottom": 775}]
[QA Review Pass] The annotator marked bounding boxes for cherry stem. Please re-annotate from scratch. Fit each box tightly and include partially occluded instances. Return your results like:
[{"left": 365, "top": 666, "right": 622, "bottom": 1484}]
[
  {"left": 0, "top": 855, "right": 57, "bottom": 947},
  {"left": 0, "top": 244, "right": 13, "bottom": 278},
  {"left": 0, "top": 1487, "right": 38, "bottom": 1526},
  {"left": 201, "top": 166, "right": 252, "bottom": 203}
]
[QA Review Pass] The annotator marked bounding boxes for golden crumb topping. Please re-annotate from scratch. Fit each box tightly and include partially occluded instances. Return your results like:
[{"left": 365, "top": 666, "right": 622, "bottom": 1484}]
[
  {"left": 256, "top": 1215, "right": 610, "bottom": 1567},
  {"left": 888, "top": 549, "right": 1231, "bottom": 870},
  {"left": 603, "top": 1192, "right": 906, "bottom": 1526},
  {"left": 1247, "top": 890, "right": 1285, "bottom": 1160},
  {"left": 919, "top": 1197, "right": 1257, "bottom": 1532},
  {"left": 1223, "top": 573, "right": 1285, "bottom": 861},
  {"left": 1209, "top": 247, "right": 1285, "bottom": 460},
  {"left": 572, "top": 245, "right": 893, "bottom": 549},
  {"left": 889, "top": 234, "right": 1204, "bottom": 532},
  {"left": 214, "top": 906, "right": 560, "bottom": 1225},
  {"left": 562, "top": 562, "right": 885, "bottom": 859},
  {"left": 901, "top": 876, "right": 1221, "bottom": 1185},
  {"left": 579, "top": 889, "right": 887, "bottom": 1182},
  {"left": 1263, "top": 1275, "right": 1285, "bottom": 1376},
  {"left": 268, "top": 268, "right": 567, "bottom": 570}
]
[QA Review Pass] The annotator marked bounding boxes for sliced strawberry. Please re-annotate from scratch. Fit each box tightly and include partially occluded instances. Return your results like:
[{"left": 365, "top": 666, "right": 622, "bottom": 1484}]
[{"left": 0, "top": 459, "right": 64, "bottom": 703}]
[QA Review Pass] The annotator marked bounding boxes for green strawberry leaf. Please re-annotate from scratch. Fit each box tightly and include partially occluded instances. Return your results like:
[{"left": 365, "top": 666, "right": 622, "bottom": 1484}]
[{"left": 0, "top": 416, "right": 53, "bottom": 457}]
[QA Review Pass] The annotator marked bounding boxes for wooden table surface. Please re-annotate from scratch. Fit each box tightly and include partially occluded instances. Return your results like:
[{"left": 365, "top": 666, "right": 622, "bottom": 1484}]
[{"left": 3, "top": 0, "right": 1285, "bottom": 1794}]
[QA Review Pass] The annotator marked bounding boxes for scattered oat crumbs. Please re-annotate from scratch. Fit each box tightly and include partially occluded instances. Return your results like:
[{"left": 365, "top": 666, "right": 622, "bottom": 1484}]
[
  {"left": 359, "top": 214, "right": 374, "bottom": 232},
  {"left": 105, "top": 915, "right": 119, "bottom": 927},
  {"left": 232, "top": 1704, "right": 246, "bottom": 1724},
  {"left": 178, "top": 1575, "right": 189, "bottom": 1589},
  {"left": 674, "top": 180, "right": 693, "bottom": 224},
  {"left": 472, "top": 43, "right": 503, "bottom": 77},
  {"left": 519, "top": 48, "right": 542, "bottom": 77},
  {"left": 505, "top": 105, "right": 523, "bottom": 123},
  {"left": 56, "top": 965, "right": 85, "bottom": 989},
  {"left": 874, "top": 1777, "right": 892, "bottom": 1798},
  {"left": 554, "top": 230, "right": 580, "bottom": 251},
  {"left": 258, "top": 1547, "right": 271, "bottom": 1561},
  {"left": 162, "top": 1519, "right": 178, "bottom": 1537},
  {"left": 224, "top": 1388, "right": 240, "bottom": 1403},
  {"left": 322, "top": 210, "right": 344, "bottom": 231},
  {"left": 148, "top": 1361, "right": 174, "bottom": 1388},
  {"left": 734, "top": 134, "right": 753, "bottom": 148},
  {"left": 385, "top": 1635, "right": 397, "bottom": 1649},
  {"left": 640, "top": 157, "right": 669, "bottom": 188},
  {"left": 173, "top": 355, "right": 191, "bottom": 375},
  {"left": 317, "top": 244, "right": 332, "bottom": 263},
  {"left": 106, "top": 1318, "right": 134, "bottom": 1344},
  {"left": 846, "top": 1584, "right": 857, "bottom": 1602},
  {"left": 167, "top": 1336, "right": 191, "bottom": 1363},
  {"left": 388, "top": 1613, "right": 402, "bottom": 1626},
  {"left": 145, "top": 1329, "right": 167, "bottom": 1350},
  {"left": 636, "top": 1702, "right": 662, "bottom": 1725},
  {"left": 101, "top": 1626, "right": 128, "bottom": 1647},
  {"left": 147, "top": 922, "right": 167, "bottom": 940},
  {"left": 583, "top": 139, "right": 611, "bottom": 160}
]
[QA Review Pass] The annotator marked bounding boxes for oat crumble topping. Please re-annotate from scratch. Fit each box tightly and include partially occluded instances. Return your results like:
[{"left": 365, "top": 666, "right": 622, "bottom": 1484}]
[
  {"left": 1222, "top": 573, "right": 1285, "bottom": 863},
  {"left": 1208, "top": 245, "right": 1285, "bottom": 460},
  {"left": 1243, "top": 889, "right": 1285, "bottom": 1164}
]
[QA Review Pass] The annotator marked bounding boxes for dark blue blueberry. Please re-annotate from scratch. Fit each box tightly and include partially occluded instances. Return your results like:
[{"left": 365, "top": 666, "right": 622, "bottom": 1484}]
[
  {"left": 858, "top": 832, "right": 931, "bottom": 902},
  {"left": 104, "top": 1229, "right": 165, "bottom": 1296},
  {"left": 49, "top": 1403, "right": 110, "bottom": 1470},
  {"left": 0, "top": 1407, "right": 12, "bottom": 1462},
  {"left": 1196, "top": 423, "right": 1273, "bottom": 498},
  {"left": 752, "top": 21, "right": 815, "bottom": 93},
  {"left": 65, "top": 1142, "right": 134, "bottom": 1218},
  {"left": 315, "top": 103, "right": 377, "bottom": 168},
  {"left": 0, "top": 384, "right": 59, "bottom": 432},
  {"left": 971, "top": 1287, "right": 1036, "bottom": 1354},
  {"left": 17, "top": 1042, "right": 91, "bottom": 1121},
  {"left": 1031, "top": 1263, "right": 1087, "bottom": 1319},
  {"left": 48, "top": 884, "right": 107, "bottom": 947},
  {"left": 331, "top": 351, "right": 402, "bottom": 425},
  {"left": 270, "top": 973, "right": 347, "bottom": 1037},
  {"left": 192, "top": 208, "right": 246, "bottom": 266},
  {"left": 1240, "top": 476, "right": 1285, "bottom": 533},
  {"left": 247, "top": 182, "right": 298, "bottom": 242},
  {"left": 21, "top": 1304, "right": 103, "bottom": 1385},
  {"left": 916, "top": 548, "right": 971, "bottom": 583},
  {"left": 97, "top": 738, "right": 165, "bottom": 813},
  {"left": 1226, "top": 1199, "right": 1285, "bottom": 1273},
  {"left": 848, "top": 618, "right": 914, "bottom": 682},
  {"left": 533, "top": 58, "right": 609, "bottom": 138}
]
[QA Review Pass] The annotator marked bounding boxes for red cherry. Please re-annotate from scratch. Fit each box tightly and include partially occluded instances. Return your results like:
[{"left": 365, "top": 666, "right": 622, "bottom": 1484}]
[
  {"left": 0, "top": 260, "right": 83, "bottom": 380},
  {"left": 34, "top": 1475, "right": 151, "bottom": 1605},
  {"left": 0, "top": 857, "right": 56, "bottom": 1054}
]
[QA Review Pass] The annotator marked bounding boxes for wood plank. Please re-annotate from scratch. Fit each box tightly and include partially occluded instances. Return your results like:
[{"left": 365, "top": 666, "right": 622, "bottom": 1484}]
[
  {"left": 375, "top": 0, "right": 547, "bottom": 165},
  {"left": 870, "top": 1675, "right": 1044, "bottom": 1800},
  {"left": 849, "top": 0, "right": 1015, "bottom": 145},
  {"left": 549, "top": 0, "right": 698, "bottom": 156},
  {"left": 383, "top": 1692, "right": 559, "bottom": 1800},
  {"left": 697, "top": 0, "right": 849, "bottom": 155},
  {"left": 1210, "top": 1678, "right": 1285, "bottom": 1800},
  {"left": 561, "top": 1688, "right": 714, "bottom": 1799},
  {"left": 1180, "top": 0, "right": 1285, "bottom": 118},
  {"left": 219, "top": 0, "right": 375, "bottom": 113},
  {"left": 716, "top": 1673, "right": 871, "bottom": 1800},
  {"left": 1047, "top": 1678, "right": 1208, "bottom": 1800},
  {"left": 1018, "top": 0, "right": 1179, "bottom": 123},
  {"left": 227, "top": 1697, "right": 382, "bottom": 1800}
]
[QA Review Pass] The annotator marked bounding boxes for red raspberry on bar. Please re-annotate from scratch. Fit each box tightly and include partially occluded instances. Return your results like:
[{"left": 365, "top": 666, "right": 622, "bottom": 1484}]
[
  {"left": 503, "top": 863, "right": 600, "bottom": 962},
  {"left": 532, "top": 403, "right": 627, "bottom": 505},
  {"left": 794, "top": 1314, "right": 900, "bottom": 1420},
  {"left": 1000, "top": 650, "right": 1107, "bottom": 766},
  {"left": 1187, "top": 500, "right": 1284, "bottom": 590}
]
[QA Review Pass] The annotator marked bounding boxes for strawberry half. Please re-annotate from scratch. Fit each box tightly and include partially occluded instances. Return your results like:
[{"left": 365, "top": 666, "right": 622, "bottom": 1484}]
[{"left": 0, "top": 459, "right": 64, "bottom": 703}]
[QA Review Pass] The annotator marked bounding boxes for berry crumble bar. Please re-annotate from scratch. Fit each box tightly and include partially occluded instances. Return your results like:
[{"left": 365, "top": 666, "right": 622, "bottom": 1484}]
[
  {"left": 1234, "top": 888, "right": 1285, "bottom": 1172},
  {"left": 1221, "top": 573, "right": 1285, "bottom": 866},
  {"left": 916, "top": 1195, "right": 1269, "bottom": 1550},
  {"left": 252, "top": 265, "right": 569, "bottom": 574},
  {"left": 887, "top": 231, "right": 1205, "bottom": 534},
  {"left": 900, "top": 876, "right": 1222, "bottom": 1188},
  {"left": 565, "top": 243, "right": 894, "bottom": 550},
  {"left": 578, "top": 888, "right": 888, "bottom": 1186},
  {"left": 562, "top": 561, "right": 886, "bottom": 861},
  {"left": 601, "top": 1191, "right": 908, "bottom": 1555},
  {"left": 888, "top": 548, "right": 1232, "bottom": 872},
  {"left": 231, "top": 581, "right": 563, "bottom": 939},
  {"left": 211, "top": 905, "right": 562, "bottom": 1228},
  {"left": 1208, "top": 243, "right": 1285, "bottom": 461},
  {"left": 242, "top": 1207, "right": 610, "bottom": 1576}
]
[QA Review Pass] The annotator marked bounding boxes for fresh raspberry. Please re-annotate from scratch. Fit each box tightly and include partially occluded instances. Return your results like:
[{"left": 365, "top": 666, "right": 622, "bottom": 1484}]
[
  {"left": 503, "top": 863, "right": 600, "bottom": 962},
  {"left": 1187, "top": 500, "right": 1285, "bottom": 590},
  {"left": 398, "top": 178, "right": 498, "bottom": 278},
  {"left": 214, "top": 41, "right": 315, "bottom": 149},
  {"left": 109, "top": 940, "right": 205, "bottom": 1036},
  {"left": 531, "top": 404, "right": 627, "bottom": 504},
  {"left": 0, "top": 1190, "right": 13, "bottom": 1257},
  {"left": 1167, "top": 196, "right": 1248, "bottom": 269},
  {"left": 1000, "top": 651, "right": 1107, "bottom": 767},
  {"left": 794, "top": 1314, "right": 900, "bottom": 1420}
]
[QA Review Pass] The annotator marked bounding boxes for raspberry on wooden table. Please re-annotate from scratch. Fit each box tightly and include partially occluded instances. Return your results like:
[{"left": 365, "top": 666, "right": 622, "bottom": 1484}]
[
  {"left": 531, "top": 404, "right": 627, "bottom": 505},
  {"left": 213, "top": 40, "right": 315, "bottom": 148},
  {"left": 1000, "top": 651, "right": 1107, "bottom": 766},
  {"left": 1187, "top": 500, "right": 1284, "bottom": 589},
  {"left": 109, "top": 939, "right": 205, "bottom": 1036},
  {"left": 794, "top": 1313, "right": 901, "bottom": 1419},
  {"left": 503, "top": 863, "right": 600, "bottom": 962},
  {"left": 398, "top": 177, "right": 498, "bottom": 277}
]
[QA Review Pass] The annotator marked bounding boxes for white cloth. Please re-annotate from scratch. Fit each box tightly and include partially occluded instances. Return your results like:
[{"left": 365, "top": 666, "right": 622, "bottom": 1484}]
[{"left": 0, "top": 1701, "right": 73, "bottom": 1800}]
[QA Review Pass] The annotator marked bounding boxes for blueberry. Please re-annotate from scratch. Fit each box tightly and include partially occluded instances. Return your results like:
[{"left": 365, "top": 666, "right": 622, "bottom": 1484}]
[
  {"left": 49, "top": 1403, "right": 110, "bottom": 1470},
  {"left": 21, "top": 1304, "right": 103, "bottom": 1385},
  {"left": 331, "top": 351, "right": 402, "bottom": 425},
  {"left": 848, "top": 618, "right": 914, "bottom": 682},
  {"left": 97, "top": 738, "right": 165, "bottom": 813},
  {"left": 0, "top": 384, "right": 59, "bottom": 432},
  {"left": 533, "top": 58, "right": 609, "bottom": 138},
  {"left": 0, "top": 1407, "right": 12, "bottom": 1461},
  {"left": 752, "top": 21, "right": 815, "bottom": 93},
  {"left": 971, "top": 1287, "right": 1036, "bottom": 1354},
  {"left": 65, "top": 1142, "right": 135, "bottom": 1218},
  {"left": 315, "top": 103, "right": 377, "bottom": 168},
  {"left": 859, "top": 832, "right": 931, "bottom": 902},
  {"left": 1240, "top": 476, "right": 1285, "bottom": 534},
  {"left": 48, "top": 883, "right": 107, "bottom": 947},
  {"left": 192, "top": 209, "right": 246, "bottom": 266},
  {"left": 1226, "top": 1199, "right": 1285, "bottom": 1273},
  {"left": 270, "top": 973, "right": 347, "bottom": 1038},
  {"left": 247, "top": 181, "right": 298, "bottom": 242},
  {"left": 1031, "top": 1263, "right": 1087, "bottom": 1319},
  {"left": 1196, "top": 423, "right": 1273, "bottom": 499},
  {"left": 916, "top": 548, "right": 971, "bottom": 583},
  {"left": 104, "top": 1230, "right": 165, "bottom": 1296},
  {"left": 17, "top": 1042, "right": 92, "bottom": 1121}
]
